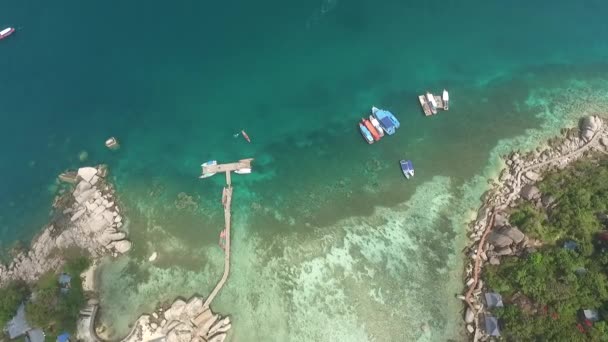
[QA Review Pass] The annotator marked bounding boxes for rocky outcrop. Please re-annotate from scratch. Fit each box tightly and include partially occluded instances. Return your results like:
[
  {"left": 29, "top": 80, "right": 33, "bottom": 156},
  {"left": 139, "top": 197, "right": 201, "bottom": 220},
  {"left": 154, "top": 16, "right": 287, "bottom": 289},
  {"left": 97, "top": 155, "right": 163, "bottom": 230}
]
[
  {"left": 120, "top": 297, "right": 231, "bottom": 342},
  {"left": 520, "top": 184, "right": 540, "bottom": 201},
  {"left": 0, "top": 165, "right": 131, "bottom": 287},
  {"left": 581, "top": 115, "right": 603, "bottom": 142},
  {"left": 461, "top": 116, "right": 608, "bottom": 341}
]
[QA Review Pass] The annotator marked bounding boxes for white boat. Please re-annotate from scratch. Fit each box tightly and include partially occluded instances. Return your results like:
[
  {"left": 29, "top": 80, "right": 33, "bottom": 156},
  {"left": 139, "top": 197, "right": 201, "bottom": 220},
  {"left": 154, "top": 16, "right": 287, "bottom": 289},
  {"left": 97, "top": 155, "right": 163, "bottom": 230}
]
[
  {"left": 369, "top": 115, "right": 384, "bottom": 137},
  {"left": 200, "top": 160, "right": 218, "bottom": 178},
  {"left": 400, "top": 160, "right": 414, "bottom": 179},
  {"left": 426, "top": 92, "right": 437, "bottom": 114},
  {"left": 371, "top": 106, "right": 379, "bottom": 115},
  {"left": 442, "top": 89, "right": 449, "bottom": 110},
  {"left": 0, "top": 27, "right": 15, "bottom": 40},
  {"left": 235, "top": 168, "right": 251, "bottom": 174}
]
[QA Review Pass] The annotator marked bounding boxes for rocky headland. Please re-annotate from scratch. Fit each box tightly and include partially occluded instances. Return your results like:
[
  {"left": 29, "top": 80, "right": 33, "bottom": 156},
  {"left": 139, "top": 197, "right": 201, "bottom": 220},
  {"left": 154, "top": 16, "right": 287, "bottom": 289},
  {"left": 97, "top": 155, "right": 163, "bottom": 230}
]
[
  {"left": 460, "top": 115, "right": 606, "bottom": 340},
  {"left": 0, "top": 165, "right": 131, "bottom": 287},
  {"left": 0, "top": 164, "right": 233, "bottom": 342},
  {"left": 103, "top": 297, "right": 232, "bottom": 342}
]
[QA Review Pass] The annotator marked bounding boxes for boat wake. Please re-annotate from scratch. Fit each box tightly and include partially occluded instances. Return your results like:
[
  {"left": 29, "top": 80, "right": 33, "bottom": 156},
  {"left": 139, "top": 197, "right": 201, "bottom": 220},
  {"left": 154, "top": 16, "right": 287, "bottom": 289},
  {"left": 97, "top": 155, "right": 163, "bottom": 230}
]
[{"left": 306, "top": 0, "right": 339, "bottom": 29}]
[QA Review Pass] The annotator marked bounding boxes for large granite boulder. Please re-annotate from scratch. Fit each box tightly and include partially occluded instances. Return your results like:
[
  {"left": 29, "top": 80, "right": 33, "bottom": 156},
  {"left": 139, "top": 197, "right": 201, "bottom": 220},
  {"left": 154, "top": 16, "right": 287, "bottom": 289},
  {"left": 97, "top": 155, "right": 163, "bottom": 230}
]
[
  {"left": 520, "top": 184, "right": 541, "bottom": 201},
  {"left": 488, "top": 231, "right": 513, "bottom": 248},
  {"left": 494, "top": 212, "right": 508, "bottom": 228},
  {"left": 184, "top": 297, "right": 205, "bottom": 320},
  {"left": 78, "top": 167, "right": 98, "bottom": 183},
  {"left": 164, "top": 300, "right": 187, "bottom": 322},
  {"left": 581, "top": 116, "right": 602, "bottom": 142},
  {"left": 500, "top": 226, "right": 525, "bottom": 244},
  {"left": 112, "top": 240, "right": 132, "bottom": 253},
  {"left": 524, "top": 171, "right": 539, "bottom": 181}
]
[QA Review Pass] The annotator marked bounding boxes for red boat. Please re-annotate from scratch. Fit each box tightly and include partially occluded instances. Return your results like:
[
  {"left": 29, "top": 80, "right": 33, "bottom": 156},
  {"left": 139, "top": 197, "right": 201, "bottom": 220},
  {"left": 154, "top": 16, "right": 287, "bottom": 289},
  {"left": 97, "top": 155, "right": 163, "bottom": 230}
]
[
  {"left": 241, "top": 130, "right": 251, "bottom": 143},
  {"left": 0, "top": 27, "right": 15, "bottom": 40},
  {"left": 362, "top": 118, "right": 381, "bottom": 141}
]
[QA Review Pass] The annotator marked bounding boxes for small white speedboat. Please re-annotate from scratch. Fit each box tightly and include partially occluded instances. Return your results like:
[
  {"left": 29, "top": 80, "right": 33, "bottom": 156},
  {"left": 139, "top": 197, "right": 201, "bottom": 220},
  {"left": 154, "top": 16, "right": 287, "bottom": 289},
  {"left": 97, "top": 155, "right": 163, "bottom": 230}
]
[{"left": 200, "top": 160, "right": 218, "bottom": 178}]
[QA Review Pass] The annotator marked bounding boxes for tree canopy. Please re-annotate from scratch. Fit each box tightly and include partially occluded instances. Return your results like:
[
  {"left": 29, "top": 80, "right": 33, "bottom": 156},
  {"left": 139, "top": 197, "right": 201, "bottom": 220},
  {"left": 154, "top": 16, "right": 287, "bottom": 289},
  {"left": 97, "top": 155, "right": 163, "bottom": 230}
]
[{"left": 485, "top": 156, "right": 608, "bottom": 341}]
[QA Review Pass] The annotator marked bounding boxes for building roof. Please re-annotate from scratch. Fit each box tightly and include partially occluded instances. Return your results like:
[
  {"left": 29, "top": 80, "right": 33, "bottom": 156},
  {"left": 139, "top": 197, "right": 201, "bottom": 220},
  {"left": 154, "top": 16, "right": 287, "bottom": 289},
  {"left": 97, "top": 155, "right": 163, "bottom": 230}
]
[
  {"left": 26, "top": 329, "right": 45, "bottom": 342},
  {"left": 58, "top": 273, "right": 72, "bottom": 285},
  {"left": 583, "top": 309, "right": 600, "bottom": 322},
  {"left": 484, "top": 316, "right": 501, "bottom": 336},
  {"left": 6, "top": 303, "right": 32, "bottom": 339},
  {"left": 484, "top": 292, "right": 504, "bottom": 308},
  {"left": 563, "top": 240, "right": 578, "bottom": 251},
  {"left": 57, "top": 332, "right": 71, "bottom": 342}
]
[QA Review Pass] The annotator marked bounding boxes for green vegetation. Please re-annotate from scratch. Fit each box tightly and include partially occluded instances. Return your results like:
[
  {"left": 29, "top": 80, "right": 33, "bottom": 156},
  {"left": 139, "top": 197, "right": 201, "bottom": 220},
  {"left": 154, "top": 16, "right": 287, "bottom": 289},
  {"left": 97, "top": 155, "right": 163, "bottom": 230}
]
[
  {"left": 26, "top": 256, "right": 90, "bottom": 338},
  {"left": 485, "top": 157, "right": 608, "bottom": 341},
  {"left": 0, "top": 254, "right": 90, "bottom": 339},
  {"left": 0, "top": 281, "right": 29, "bottom": 327}
]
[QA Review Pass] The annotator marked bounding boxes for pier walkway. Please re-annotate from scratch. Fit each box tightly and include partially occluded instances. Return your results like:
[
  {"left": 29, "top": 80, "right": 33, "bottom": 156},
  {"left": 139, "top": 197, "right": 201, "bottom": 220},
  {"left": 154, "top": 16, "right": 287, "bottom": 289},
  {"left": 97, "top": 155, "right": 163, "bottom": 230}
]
[
  {"left": 203, "top": 185, "right": 233, "bottom": 308},
  {"left": 201, "top": 158, "right": 253, "bottom": 309}
]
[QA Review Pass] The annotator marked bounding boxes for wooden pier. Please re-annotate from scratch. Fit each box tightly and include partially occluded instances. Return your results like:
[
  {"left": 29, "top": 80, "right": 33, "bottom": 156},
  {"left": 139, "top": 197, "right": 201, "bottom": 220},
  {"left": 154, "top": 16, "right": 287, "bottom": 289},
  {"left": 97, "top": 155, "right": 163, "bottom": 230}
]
[{"left": 201, "top": 158, "right": 253, "bottom": 309}]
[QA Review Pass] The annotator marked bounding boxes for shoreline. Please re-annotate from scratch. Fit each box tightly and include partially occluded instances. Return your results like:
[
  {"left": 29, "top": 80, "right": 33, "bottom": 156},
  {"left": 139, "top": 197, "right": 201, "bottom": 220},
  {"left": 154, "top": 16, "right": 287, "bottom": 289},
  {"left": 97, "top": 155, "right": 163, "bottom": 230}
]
[
  {"left": 0, "top": 165, "right": 132, "bottom": 288},
  {"left": 0, "top": 164, "right": 233, "bottom": 342},
  {"left": 459, "top": 115, "right": 606, "bottom": 340}
]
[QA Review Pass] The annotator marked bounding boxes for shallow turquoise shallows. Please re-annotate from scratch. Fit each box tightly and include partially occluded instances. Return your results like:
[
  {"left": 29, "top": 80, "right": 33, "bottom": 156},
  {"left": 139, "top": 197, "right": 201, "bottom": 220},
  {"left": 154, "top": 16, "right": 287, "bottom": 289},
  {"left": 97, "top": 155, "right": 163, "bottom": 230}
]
[{"left": 2, "top": 0, "right": 608, "bottom": 340}]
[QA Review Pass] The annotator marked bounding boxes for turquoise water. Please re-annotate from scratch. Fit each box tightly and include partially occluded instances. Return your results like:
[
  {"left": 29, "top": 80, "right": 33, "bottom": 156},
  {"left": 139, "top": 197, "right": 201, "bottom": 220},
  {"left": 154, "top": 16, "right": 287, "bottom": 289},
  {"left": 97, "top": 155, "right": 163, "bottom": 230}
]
[{"left": 3, "top": 0, "right": 608, "bottom": 340}]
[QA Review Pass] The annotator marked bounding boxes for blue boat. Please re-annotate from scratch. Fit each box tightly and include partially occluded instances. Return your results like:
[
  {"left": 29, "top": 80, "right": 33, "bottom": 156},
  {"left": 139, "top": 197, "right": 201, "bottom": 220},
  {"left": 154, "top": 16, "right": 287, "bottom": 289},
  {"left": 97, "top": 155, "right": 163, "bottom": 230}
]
[
  {"left": 358, "top": 123, "right": 374, "bottom": 144},
  {"left": 372, "top": 106, "right": 400, "bottom": 135},
  {"left": 400, "top": 160, "right": 414, "bottom": 179}
]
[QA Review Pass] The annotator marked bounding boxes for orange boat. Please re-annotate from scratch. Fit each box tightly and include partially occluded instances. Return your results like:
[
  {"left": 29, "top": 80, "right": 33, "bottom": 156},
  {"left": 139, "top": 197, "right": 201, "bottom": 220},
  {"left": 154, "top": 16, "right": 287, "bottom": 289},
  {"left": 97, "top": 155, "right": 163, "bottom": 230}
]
[
  {"left": 241, "top": 130, "right": 251, "bottom": 143},
  {"left": 362, "top": 119, "right": 381, "bottom": 141}
]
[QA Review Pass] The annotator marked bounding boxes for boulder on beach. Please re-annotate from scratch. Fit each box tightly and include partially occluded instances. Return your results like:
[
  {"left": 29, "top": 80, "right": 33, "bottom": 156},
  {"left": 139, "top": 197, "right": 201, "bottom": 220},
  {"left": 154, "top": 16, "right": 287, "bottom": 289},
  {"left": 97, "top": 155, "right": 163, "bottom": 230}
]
[
  {"left": 112, "top": 240, "right": 132, "bottom": 253},
  {"left": 580, "top": 115, "right": 602, "bottom": 142},
  {"left": 78, "top": 167, "right": 98, "bottom": 183}
]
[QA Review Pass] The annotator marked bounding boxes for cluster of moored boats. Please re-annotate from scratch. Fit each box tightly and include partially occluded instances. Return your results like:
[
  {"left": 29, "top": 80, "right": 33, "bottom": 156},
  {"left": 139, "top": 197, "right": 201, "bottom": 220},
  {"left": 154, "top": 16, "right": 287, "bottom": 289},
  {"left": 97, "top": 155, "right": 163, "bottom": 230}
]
[
  {"left": 357, "top": 106, "right": 414, "bottom": 179},
  {"left": 418, "top": 89, "right": 449, "bottom": 116},
  {"left": 358, "top": 106, "right": 400, "bottom": 144}
]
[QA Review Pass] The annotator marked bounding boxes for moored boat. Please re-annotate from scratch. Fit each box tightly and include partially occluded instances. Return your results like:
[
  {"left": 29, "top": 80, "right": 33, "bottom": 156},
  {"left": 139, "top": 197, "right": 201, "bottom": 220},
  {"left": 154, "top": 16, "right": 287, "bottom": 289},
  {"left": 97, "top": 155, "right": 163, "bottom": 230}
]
[
  {"left": 400, "top": 160, "right": 414, "bottom": 179},
  {"left": 241, "top": 130, "right": 251, "bottom": 143},
  {"left": 425, "top": 92, "right": 438, "bottom": 115},
  {"left": 442, "top": 89, "right": 449, "bottom": 110},
  {"left": 200, "top": 160, "right": 218, "bottom": 178},
  {"left": 369, "top": 115, "right": 384, "bottom": 137},
  {"left": 371, "top": 106, "right": 400, "bottom": 135},
  {"left": 235, "top": 167, "right": 251, "bottom": 174},
  {"left": 0, "top": 27, "right": 15, "bottom": 40},
  {"left": 362, "top": 118, "right": 381, "bottom": 141},
  {"left": 358, "top": 123, "right": 374, "bottom": 144}
]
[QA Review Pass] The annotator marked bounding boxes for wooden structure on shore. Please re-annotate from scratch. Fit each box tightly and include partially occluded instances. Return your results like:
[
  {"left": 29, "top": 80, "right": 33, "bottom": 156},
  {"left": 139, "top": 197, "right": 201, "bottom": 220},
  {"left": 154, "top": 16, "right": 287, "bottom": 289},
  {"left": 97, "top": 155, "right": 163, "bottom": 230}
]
[{"left": 200, "top": 158, "right": 253, "bottom": 308}]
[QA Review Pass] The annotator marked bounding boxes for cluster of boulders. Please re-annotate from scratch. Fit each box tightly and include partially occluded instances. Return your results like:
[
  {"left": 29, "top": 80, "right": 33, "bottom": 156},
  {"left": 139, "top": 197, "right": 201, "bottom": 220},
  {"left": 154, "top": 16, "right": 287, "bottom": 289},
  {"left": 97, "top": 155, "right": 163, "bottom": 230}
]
[
  {"left": 121, "top": 297, "right": 231, "bottom": 342},
  {"left": 0, "top": 165, "right": 131, "bottom": 287},
  {"left": 64, "top": 166, "right": 132, "bottom": 256},
  {"left": 461, "top": 116, "right": 607, "bottom": 341}
]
